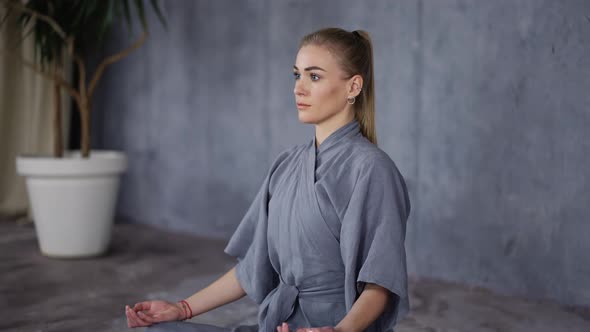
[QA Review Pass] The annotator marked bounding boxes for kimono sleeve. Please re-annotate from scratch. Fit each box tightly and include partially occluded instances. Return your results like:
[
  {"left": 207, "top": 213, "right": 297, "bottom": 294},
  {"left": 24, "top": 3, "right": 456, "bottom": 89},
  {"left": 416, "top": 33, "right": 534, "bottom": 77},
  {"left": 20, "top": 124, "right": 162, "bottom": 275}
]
[
  {"left": 223, "top": 149, "right": 291, "bottom": 304},
  {"left": 340, "top": 153, "right": 412, "bottom": 331}
]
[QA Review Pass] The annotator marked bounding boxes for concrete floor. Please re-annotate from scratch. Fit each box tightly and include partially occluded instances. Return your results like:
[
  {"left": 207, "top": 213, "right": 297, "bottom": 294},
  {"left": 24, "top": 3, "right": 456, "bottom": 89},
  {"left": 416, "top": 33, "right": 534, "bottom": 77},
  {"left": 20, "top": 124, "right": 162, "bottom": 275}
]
[{"left": 1, "top": 221, "right": 589, "bottom": 332}]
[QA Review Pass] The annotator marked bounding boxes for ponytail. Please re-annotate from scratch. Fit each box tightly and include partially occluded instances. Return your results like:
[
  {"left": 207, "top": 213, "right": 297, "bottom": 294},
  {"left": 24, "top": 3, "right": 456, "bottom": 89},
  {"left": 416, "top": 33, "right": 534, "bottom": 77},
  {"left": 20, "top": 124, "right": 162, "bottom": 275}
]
[{"left": 351, "top": 30, "right": 376, "bottom": 144}]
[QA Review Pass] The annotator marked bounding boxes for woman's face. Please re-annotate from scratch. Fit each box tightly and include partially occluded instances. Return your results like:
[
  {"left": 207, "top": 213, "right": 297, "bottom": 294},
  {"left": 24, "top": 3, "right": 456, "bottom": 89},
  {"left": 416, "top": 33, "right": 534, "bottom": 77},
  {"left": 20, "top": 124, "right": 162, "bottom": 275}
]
[{"left": 293, "top": 45, "right": 353, "bottom": 124}]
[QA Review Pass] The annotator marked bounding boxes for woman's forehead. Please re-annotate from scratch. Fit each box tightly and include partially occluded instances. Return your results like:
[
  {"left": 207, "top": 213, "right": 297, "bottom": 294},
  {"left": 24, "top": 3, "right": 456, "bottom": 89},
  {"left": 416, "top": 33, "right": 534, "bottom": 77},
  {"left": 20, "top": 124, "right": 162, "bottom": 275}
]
[{"left": 295, "top": 45, "right": 339, "bottom": 70}]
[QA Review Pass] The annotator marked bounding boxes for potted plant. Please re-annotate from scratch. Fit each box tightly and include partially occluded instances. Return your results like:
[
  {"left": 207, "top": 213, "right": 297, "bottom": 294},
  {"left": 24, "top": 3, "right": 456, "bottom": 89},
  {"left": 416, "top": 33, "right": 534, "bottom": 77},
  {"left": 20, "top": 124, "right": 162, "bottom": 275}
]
[{"left": 0, "top": 0, "right": 165, "bottom": 258}]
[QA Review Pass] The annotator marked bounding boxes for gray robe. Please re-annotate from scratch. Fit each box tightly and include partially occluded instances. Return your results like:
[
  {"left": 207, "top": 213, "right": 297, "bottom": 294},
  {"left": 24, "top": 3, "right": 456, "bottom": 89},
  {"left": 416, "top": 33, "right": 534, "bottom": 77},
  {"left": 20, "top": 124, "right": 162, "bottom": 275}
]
[{"left": 148, "top": 120, "right": 411, "bottom": 332}]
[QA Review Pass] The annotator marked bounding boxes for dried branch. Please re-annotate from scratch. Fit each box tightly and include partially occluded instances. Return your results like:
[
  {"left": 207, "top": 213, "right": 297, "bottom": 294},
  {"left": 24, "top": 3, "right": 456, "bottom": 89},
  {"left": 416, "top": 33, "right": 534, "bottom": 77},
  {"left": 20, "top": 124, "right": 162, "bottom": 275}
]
[
  {"left": 74, "top": 54, "right": 86, "bottom": 98},
  {"left": 88, "top": 31, "right": 147, "bottom": 99}
]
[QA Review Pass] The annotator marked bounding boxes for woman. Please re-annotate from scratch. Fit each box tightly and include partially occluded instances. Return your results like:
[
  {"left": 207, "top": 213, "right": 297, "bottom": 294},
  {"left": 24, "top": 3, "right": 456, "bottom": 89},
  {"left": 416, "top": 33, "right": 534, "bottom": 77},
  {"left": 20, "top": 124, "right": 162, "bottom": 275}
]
[{"left": 125, "top": 27, "right": 411, "bottom": 332}]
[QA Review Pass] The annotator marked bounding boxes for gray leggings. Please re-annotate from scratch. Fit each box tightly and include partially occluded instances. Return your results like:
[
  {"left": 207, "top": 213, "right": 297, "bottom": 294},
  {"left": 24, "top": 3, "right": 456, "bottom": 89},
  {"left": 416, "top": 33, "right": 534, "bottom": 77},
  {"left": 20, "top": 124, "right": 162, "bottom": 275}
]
[{"left": 146, "top": 322, "right": 258, "bottom": 332}]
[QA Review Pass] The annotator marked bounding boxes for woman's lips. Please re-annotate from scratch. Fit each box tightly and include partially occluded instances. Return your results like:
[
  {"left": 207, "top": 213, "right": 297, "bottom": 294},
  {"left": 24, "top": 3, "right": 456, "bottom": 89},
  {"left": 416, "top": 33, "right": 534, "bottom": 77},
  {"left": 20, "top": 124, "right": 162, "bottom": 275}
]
[{"left": 297, "top": 103, "right": 311, "bottom": 109}]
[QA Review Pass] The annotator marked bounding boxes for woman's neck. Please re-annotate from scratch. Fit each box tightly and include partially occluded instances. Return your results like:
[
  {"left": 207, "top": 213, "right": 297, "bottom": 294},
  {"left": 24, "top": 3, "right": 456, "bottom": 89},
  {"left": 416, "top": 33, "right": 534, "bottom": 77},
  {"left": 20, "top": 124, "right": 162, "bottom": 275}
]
[{"left": 315, "top": 111, "right": 355, "bottom": 147}]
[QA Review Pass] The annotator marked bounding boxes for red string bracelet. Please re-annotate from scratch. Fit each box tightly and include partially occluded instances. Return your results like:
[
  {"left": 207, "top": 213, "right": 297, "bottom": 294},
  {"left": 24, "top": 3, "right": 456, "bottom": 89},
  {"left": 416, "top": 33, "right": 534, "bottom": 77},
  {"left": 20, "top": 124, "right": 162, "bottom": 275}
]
[
  {"left": 180, "top": 300, "right": 193, "bottom": 320},
  {"left": 177, "top": 301, "right": 188, "bottom": 320}
]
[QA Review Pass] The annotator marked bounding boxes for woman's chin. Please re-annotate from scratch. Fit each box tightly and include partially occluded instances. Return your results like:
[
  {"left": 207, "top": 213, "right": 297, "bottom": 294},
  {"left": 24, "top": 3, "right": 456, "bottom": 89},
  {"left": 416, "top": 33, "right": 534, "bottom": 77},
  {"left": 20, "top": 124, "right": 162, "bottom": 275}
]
[{"left": 297, "top": 112, "right": 318, "bottom": 124}]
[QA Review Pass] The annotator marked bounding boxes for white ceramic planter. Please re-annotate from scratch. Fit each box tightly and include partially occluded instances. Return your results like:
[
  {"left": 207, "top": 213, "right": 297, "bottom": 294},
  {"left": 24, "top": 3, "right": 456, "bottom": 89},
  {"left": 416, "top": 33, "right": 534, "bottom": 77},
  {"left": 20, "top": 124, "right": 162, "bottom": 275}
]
[{"left": 16, "top": 151, "right": 127, "bottom": 258}]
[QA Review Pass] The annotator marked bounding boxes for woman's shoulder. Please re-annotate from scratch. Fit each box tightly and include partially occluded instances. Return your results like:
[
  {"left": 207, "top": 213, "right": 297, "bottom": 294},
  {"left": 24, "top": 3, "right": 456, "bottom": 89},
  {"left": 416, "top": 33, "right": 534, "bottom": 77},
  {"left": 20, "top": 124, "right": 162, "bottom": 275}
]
[
  {"left": 345, "top": 138, "right": 410, "bottom": 211},
  {"left": 345, "top": 136, "right": 399, "bottom": 172}
]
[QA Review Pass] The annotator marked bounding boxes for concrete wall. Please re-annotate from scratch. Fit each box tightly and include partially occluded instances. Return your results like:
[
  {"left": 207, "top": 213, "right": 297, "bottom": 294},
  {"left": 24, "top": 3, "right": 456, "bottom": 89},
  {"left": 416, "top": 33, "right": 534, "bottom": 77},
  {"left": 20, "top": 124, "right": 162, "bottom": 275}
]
[{"left": 91, "top": 0, "right": 590, "bottom": 307}]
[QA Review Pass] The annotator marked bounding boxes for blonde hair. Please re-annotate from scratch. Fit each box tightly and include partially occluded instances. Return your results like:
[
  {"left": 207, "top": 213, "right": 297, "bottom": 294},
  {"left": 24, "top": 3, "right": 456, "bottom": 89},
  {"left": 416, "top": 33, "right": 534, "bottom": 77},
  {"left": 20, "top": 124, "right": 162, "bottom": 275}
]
[{"left": 300, "top": 28, "right": 377, "bottom": 144}]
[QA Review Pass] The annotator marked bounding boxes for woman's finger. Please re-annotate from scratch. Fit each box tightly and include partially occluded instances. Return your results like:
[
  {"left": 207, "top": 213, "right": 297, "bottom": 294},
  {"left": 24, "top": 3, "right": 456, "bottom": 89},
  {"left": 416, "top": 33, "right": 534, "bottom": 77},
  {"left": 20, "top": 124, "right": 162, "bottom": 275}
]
[
  {"left": 137, "top": 310, "right": 157, "bottom": 323},
  {"left": 125, "top": 307, "right": 134, "bottom": 328},
  {"left": 126, "top": 306, "right": 140, "bottom": 327},
  {"left": 130, "top": 309, "right": 151, "bottom": 327},
  {"left": 127, "top": 306, "right": 151, "bottom": 327},
  {"left": 277, "top": 322, "right": 289, "bottom": 332},
  {"left": 126, "top": 306, "right": 145, "bottom": 327},
  {"left": 133, "top": 301, "right": 152, "bottom": 312},
  {"left": 126, "top": 307, "right": 141, "bottom": 327}
]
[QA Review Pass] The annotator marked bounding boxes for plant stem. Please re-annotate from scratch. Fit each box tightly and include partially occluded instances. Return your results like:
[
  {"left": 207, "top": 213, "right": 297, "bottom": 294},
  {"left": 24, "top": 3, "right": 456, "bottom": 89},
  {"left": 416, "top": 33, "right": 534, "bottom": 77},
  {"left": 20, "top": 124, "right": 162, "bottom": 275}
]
[
  {"left": 80, "top": 98, "right": 90, "bottom": 158},
  {"left": 53, "top": 79, "right": 63, "bottom": 158},
  {"left": 88, "top": 31, "right": 147, "bottom": 99}
]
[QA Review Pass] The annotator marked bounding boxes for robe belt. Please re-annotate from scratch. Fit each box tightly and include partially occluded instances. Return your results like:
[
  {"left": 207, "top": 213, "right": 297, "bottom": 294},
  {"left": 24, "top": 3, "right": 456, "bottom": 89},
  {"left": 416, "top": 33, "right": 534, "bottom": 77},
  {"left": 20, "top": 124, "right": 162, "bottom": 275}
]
[{"left": 261, "top": 272, "right": 345, "bottom": 332}]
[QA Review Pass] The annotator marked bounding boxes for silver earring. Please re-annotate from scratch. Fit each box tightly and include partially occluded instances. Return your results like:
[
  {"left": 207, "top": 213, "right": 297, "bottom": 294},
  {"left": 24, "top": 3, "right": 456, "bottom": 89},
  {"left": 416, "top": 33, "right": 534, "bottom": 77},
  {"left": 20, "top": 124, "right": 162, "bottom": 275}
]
[{"left": 347, "top": 96, "right": 356, "bottom": 105}]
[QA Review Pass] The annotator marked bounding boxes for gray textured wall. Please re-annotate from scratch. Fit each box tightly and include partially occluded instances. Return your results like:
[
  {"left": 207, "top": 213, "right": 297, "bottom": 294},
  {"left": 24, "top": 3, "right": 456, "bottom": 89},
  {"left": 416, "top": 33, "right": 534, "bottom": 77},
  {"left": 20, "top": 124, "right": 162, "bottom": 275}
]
[{"left": 91, "top": 1, "right": 590, "bottom": 307}]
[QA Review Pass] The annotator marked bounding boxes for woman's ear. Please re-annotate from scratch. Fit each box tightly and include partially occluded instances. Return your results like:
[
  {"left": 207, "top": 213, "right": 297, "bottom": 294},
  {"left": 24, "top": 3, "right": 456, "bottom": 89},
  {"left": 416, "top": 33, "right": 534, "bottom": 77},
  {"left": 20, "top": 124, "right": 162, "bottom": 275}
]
[{"left": 347, "top": 75, "right": 364, "bottom": 97}]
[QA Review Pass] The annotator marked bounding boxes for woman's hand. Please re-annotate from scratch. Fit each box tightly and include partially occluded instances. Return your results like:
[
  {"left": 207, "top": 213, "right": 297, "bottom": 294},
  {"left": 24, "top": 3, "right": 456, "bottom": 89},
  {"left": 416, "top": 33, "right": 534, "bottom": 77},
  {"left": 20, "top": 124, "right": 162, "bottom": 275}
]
[
  {"left": 125, "top": 300, "right": 185, "bottom": 328},
  {"left": 276, "top": 322, "right": 336, "bottom": 332}
]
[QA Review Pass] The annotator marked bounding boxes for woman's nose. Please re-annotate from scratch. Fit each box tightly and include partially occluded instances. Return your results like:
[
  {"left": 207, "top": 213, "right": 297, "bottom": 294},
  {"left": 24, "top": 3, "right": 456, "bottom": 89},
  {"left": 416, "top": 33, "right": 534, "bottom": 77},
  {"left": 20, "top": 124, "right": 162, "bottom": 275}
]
[{"left": 294, "top": 81, "right": 307, "bottom": 96}]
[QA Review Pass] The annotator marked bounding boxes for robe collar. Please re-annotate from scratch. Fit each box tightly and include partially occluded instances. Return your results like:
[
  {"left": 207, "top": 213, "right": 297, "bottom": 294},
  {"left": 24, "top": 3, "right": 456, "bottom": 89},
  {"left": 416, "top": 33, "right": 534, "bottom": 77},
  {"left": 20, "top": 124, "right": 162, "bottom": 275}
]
[{"left": 313, "top": 119, "right": 361, "bottom": 156}]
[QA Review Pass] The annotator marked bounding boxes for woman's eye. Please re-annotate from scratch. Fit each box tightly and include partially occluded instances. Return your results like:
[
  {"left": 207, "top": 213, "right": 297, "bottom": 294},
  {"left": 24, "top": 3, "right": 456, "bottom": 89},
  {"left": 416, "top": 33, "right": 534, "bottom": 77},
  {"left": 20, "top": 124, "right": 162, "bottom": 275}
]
[
  {"left": 310, "top": 73, "right": 320, "bottom": 81},
  {"left": 293, "top": 72, "right": 301, "bottom": 80}
]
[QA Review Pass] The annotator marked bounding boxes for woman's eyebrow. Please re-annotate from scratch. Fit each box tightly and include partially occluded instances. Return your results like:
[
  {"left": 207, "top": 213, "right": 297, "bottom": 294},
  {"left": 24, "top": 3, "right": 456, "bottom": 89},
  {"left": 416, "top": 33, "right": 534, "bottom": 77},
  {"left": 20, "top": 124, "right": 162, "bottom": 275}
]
[{"left": 293, "top": 65, "right": 327, "bottom": 72}]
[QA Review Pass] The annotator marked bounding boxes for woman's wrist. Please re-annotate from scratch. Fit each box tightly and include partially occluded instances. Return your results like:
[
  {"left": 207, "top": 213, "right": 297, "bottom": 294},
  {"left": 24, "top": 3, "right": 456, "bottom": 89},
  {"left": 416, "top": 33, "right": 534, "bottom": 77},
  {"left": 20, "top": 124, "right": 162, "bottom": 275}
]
[
  {"left": 175, "top": 301, "right": 187, "bottom": 320},
  {"left": 177, "top": 300, "right": 193, "bottom": 320}
]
